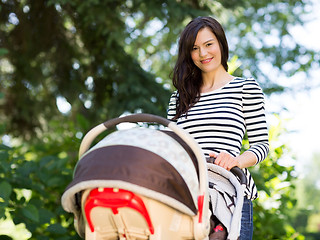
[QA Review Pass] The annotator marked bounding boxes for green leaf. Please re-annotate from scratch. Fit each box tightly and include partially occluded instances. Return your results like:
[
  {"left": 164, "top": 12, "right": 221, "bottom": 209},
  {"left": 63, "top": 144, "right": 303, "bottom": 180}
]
[
  {"left": 0, "top": 181, "right": 12, "bottom": 201},
  {"left": 0, "top": 48, "right": 9, "bottom": 56},
  {"left": 46, "top": 223, "right": 67, "bottom": 234},
  {"left": 0, "top": 151, "right": 9, "bottom": 162},
  {"left": 47, "top": 176, "right": 63, "bottom": 187},
  {"left": 0, "top": 205, "right": 6, "bottom": 219},
  {"left": 0, "top": 158, "right": 10, "bottom": 172},
  {"left": 34, "top": 236, "right": 49, "bottom": 240},
  {"left": 22, "top": 204, "right": 39, "bottom": 222},
  {"left": 38, "top": 208, "right": 55, "bottom": 224},
  {"left": 17, "top": 161, "right": 36, "bottom": 177},
  {"left": 76, "top": 113, "right": 90, "bottom": 131},
  {"left": 0, "top": 144, "right": 11, "bottom": 151},
  {"left": 0, "top": 234, "right": 13, "bottom": 240}
]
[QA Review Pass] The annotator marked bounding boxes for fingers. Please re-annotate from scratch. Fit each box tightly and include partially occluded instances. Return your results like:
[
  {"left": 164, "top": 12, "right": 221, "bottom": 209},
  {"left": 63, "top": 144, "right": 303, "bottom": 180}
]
[{"left": 213, "top": 152, "right": 238, "bottom": 171}]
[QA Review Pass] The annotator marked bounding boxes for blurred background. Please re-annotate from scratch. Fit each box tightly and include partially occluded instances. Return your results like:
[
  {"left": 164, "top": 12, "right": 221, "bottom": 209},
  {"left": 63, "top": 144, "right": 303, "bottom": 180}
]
[{"left": 0, "top": 0, "right": 319, "bottom": 239}]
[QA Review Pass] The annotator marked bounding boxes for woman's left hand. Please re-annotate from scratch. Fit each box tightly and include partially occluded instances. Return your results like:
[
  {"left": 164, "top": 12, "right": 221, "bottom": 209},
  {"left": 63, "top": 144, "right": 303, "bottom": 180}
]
[{"left": 209, "top": 152, "right": 240, "bottom": 171}]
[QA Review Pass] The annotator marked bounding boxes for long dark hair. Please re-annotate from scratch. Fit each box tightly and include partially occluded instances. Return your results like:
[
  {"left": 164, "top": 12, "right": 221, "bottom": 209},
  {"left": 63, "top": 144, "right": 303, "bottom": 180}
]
[{"left": 172, "top": 16, "right": 229, "bottom": 120}]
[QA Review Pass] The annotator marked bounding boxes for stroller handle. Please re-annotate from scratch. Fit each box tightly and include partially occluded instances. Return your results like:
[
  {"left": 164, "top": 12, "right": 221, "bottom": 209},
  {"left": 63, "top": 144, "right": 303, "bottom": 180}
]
[
  {"left": 206, "top": 157, "right": 247, "bottom": 186},
  {"left": 103, "top": 113, "right": 171, "bottom": 129},
  {"left": 78, "top": 113, "right": 211, "bottom": 239},
  {"left": 79, "top": 113, "right": 171, "bottom": 157},
  {"left": 230, "top": 167, "right": 247, "bottom": 186}
]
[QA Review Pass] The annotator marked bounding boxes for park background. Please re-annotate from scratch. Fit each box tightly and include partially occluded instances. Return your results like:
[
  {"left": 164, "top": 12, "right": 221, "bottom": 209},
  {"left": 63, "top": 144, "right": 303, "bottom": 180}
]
[{"left": 0, "top": 0, "right": 320, "bottom": 239}]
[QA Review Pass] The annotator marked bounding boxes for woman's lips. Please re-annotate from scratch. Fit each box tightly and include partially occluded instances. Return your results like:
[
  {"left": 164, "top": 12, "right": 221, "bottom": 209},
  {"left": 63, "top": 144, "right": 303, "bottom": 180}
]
[{"left": 200, "top": 58, "right": 213, "bottom": 64}]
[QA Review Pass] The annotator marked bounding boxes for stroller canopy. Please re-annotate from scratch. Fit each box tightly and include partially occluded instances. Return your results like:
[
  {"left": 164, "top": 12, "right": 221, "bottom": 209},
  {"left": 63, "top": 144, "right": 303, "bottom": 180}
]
[{"left": 62, "top": 127, "right": 200, "bottom": 217}]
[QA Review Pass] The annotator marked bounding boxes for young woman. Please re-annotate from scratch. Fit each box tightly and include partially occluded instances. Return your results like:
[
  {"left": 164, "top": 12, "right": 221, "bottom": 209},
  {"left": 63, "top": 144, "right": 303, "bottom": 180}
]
[{"left": 167, "top": 16, "right": 269, "bottom": 240}]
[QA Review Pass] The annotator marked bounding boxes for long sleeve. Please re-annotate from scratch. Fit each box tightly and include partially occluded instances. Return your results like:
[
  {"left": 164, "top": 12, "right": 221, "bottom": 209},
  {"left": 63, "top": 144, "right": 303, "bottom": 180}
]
[
  {"left": 166, "top": 77, "right": 269, "bottom": 200},
  {"left": 243, "top": 79, "right": 269, "bottom": 164}
]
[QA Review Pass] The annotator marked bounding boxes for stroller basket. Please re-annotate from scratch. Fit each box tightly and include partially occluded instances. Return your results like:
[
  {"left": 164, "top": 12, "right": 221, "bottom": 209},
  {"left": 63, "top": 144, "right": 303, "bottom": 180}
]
[{"left": 61, "top": 114, "right": 246, "bottom": 240}]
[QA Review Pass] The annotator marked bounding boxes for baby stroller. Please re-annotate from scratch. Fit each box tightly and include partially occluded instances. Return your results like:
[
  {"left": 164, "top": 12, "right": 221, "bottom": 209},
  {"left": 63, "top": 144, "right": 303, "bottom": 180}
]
[{"left": 61, "top": 113, "right": 247, "bottom": 240}]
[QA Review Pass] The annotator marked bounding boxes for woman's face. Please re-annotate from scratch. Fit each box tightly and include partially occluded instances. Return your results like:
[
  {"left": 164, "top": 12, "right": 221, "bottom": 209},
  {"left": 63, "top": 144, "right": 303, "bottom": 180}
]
[{"left": 190, "top": 27, "right": 222, "bottom": 74}]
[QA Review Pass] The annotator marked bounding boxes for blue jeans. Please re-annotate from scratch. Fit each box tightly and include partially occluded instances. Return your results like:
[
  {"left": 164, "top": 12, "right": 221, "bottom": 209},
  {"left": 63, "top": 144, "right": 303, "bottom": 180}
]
[{"left": 240, "top": 197, "right": 253, "bottom": 240}]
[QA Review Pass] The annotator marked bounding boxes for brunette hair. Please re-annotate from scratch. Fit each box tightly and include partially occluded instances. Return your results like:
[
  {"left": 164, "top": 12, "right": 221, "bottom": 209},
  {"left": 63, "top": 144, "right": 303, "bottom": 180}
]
[{"left": 172, "top": 16, "right": 229, "bottom": 120}]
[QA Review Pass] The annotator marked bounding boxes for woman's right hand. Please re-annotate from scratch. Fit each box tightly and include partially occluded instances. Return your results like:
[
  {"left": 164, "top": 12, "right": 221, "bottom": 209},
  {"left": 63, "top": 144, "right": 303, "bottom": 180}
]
[{"left": 209, "top": 152, "right": 240, "bottom": 171}]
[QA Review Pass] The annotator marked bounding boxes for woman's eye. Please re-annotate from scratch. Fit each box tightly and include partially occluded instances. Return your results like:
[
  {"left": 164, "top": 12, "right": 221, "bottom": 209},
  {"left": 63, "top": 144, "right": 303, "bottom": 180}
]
[
  {"left": 206, "top": 43, "right": 212, "bottom": 47},
  {"left": 192, "top": 47, "right": 198, "bottom": 51}
]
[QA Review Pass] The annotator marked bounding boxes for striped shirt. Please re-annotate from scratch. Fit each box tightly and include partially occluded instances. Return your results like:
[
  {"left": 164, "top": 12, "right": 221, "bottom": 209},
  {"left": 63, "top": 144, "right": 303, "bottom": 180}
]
[{"left": 167, "top": 77, "right": 269, "bottom": 200}]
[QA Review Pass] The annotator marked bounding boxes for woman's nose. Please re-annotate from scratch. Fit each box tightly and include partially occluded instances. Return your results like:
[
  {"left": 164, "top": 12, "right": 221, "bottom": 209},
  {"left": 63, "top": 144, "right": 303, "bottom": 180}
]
[{"left": 199, "top": 47, "right": 207, "bottom": 57}]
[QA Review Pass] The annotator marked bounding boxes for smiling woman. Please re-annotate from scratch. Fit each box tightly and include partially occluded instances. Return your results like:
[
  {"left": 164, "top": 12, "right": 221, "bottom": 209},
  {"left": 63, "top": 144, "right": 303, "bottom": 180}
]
[
  {"left": 167, "top": 16, "right": 269, "bottom": 240},
  {"left": 191, "top": 28, "right": 223, "bottom": 81}
]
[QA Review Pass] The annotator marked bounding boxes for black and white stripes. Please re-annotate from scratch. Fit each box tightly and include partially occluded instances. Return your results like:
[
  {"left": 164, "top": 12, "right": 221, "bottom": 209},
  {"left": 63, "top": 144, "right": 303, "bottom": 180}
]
[{"left": 167, "top": 77, "right": 269, "bottom": 200}]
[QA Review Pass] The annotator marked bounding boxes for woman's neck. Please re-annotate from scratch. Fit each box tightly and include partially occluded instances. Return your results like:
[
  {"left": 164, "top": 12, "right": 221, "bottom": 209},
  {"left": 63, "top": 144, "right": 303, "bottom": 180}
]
[{"left": 200, "top": 67, "right": 234, "bottom": 93}]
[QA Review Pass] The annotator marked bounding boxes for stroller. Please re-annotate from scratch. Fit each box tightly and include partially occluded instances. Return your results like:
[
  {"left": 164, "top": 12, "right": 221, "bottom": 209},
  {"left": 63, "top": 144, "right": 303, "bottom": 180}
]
[{"left": 61, "top": 114, "right": 247, "bottom": 240}]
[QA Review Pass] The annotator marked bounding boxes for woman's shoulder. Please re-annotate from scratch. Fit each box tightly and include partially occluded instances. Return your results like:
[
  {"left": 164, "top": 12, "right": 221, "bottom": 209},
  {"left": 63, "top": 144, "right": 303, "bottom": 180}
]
[
  {"left": 233, "top": 77, "right": 262, "bottom": 91},
  {"left": 232, "top": 76, "right": 258, "bottom": 84}
]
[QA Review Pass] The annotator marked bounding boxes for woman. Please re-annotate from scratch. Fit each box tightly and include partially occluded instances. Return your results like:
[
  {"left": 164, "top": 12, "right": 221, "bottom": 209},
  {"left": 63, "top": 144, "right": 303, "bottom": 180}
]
[{"left": 167, "top": 16, "right": 269, "bottom": 240}]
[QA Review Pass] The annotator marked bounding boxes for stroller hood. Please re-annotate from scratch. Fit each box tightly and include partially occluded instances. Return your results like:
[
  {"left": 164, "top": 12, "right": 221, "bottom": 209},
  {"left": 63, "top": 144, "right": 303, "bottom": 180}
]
[{"left": 62, "top": 127, "right": 200, "bottom": 217}]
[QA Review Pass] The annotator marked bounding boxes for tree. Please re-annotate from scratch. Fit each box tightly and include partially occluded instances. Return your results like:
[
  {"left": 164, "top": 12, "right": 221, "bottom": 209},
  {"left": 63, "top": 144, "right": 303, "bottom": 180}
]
[
  {"left": 0, "top": 0, "right": 318, "bottom": 239},
  {"left": 295, "top": 153, "right": 320, "bottom": 212},
  {"left": 249, "top": 117, "right": 304, "bottom": 239},
  {"left": 1, "top": 0, "right": 318, "bottom": 138},
  {"left": 290, "top": 153, "right": 320, "bottom": 240},
  {"left": 0, "top": 114, "right": 83, "bottom": 239}
]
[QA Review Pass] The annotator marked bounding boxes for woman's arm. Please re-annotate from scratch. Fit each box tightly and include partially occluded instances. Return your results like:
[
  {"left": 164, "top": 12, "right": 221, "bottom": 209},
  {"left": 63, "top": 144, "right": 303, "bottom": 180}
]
[
  {"left": 210, "top": 78, "right": 269, "bottom": 171},
  {"left": 243, "top": 78, "right": 269, "bottom": 164}
]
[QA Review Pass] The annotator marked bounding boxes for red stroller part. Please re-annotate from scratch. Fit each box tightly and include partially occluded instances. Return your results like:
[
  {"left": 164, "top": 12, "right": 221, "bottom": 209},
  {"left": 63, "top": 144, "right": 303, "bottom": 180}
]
[
  {"left": 61, "top": 114, "right": 246, "bottom": 240},
  {"left": 83, "top": 188, "right": 154, "bottom": 235}
]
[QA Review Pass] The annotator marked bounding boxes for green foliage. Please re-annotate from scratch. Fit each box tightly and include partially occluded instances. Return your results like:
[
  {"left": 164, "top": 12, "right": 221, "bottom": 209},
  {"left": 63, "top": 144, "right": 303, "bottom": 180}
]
[
  {"left": 241, "top": 116, "right": 305, "bottom": 239},
  {"left": 295, "top": 153, "right": 320, "bottom": 211},
  {"left": 0, "top": 0, "right": 173, "bottom": 138},
  {"left": 1, "top": 0, "right": 318, "bottom": 138},
  {"left": 0, "top": 0, "right": 317, "bottom": 238},
  {"left": 0, "top": 117, "right": 81, "bottom": 239},
  {"left": 289, "top": 153, "right": 320, "bottom": 238}
]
